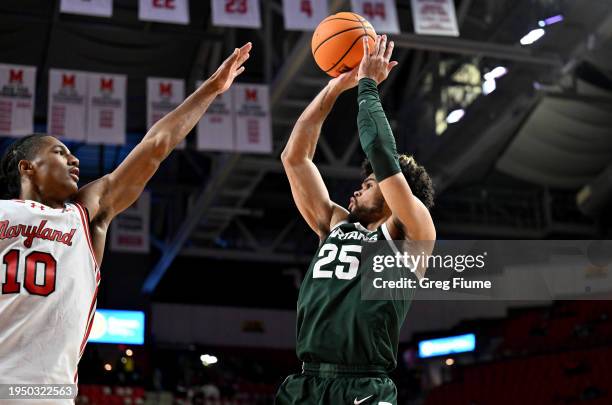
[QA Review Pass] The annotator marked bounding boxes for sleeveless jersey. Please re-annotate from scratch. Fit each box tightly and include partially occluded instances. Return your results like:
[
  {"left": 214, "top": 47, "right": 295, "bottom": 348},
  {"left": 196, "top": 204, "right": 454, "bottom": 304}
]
[
  {"left": 296, "top": 221, "right": 414, "bottom": 372},
  {"left": 0, "top": 199, "right": 99, "bottom": 395}
]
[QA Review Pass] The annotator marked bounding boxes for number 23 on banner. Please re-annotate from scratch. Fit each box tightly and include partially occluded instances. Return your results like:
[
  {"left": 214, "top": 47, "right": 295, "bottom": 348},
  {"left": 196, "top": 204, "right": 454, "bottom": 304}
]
[
  {"left": 350, "top": 0, "right": 400, "bottom": 33},
  {"left": 283, "top": 0, "right": 329, "bottom": 31},
  {"left": 212, "top": 0, "right": 261, "bottom": 28}
]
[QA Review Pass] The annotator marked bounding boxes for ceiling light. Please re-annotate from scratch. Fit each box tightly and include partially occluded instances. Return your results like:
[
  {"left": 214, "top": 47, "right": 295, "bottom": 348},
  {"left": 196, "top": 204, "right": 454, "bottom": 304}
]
[
  {"left": 482, "top": 79, "right": 496, "bottom": 95},
  {"left": 446, "top": 109, "right": 465, "bottom": 124},
  {"left": 520, "top": 28, "right": 545, "bottom": 45},
  {"left": 483, "top": 66, "right": 507, "bottom": 81}
]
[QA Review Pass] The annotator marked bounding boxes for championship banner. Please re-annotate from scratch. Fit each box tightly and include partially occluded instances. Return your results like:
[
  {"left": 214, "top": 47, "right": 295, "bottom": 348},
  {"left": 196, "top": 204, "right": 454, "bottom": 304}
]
[
  {"left": 48, "top": 69, "right": 88, "bottom": 141},
  {"left": 60, "top": 0, "right": 113, "bottom": 17},
  {"left": 196, "top": 81, "right": 234, "bottom": 151},
  {"left": 351, "top": 0, "right": 400, "bottom": 34},
  {"left": 110, "top": 191, "right": 151, "bottom": 253},
  {"left": 211, "top": 0, "right": 262, "bottom": 28},
  {"left": 87, "top": 73, "right": 126, "bottom": 145},
  {"left": 411, "top": 0, "right": 459, "bottom": 36},
  {"left": 283, "top": 0, "right": 329, "bottom": 31},
  {"left": 147, "top": 77, "right": 186, "bottom": 149},
  {"left": 139, "top": 0, "right": 190, "bottom": 25},
  {"left": 0, "top": 64, "right": 36, "bottom": 137},
  {"left": 233, "top": 84, "right": 272, "bottom": 154}
]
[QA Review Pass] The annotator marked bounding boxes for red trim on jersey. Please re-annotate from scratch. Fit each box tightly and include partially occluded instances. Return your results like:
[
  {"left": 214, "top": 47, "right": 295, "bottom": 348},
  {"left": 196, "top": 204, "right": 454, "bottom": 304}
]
[
  {"left": 79, "top": 283, "right": 99, "bottom": 356},
  {"left": 73, "top": 202, "right": 100, "bottom": 269}
]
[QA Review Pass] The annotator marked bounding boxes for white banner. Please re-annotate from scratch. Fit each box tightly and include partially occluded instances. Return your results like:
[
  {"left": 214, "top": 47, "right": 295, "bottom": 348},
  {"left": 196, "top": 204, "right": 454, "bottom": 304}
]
[
  {"left": 139, "top": 0, "right": 190, "bottom": 25},
  {"left": 197, "top": 83, "right": 234, "bottom": 151},
  {"left": 212, "top": 0, "right": 261, "bottom": 28},
  {"left": 233, "top": 84, "right": 272, "bottom": 154},
  {"left": 283, "top": 0, "right": 329, "bottom": 31},
  {"left": 110, "top": 191, "right": 151, "bottom": 253},
  {"left": 60, "top": 0, "right": 113, "bottom": 17},
  {"left": 87, "top": 73, "right": 126, "bottom": 145},
  {"left": 351, "top": 0, "right": 400, "bottom": 34},
  {"left": 0, "top": 64, "right": 36, "bottom": 137},
  {"left": 48, "top": 69, "right": 88, "bottom": 141},
  {"left": 411, "top": 0, "right": 459, "bottom": 36},
  {"left": 147, "top": 77, "right": 186, "bottom": 149}
]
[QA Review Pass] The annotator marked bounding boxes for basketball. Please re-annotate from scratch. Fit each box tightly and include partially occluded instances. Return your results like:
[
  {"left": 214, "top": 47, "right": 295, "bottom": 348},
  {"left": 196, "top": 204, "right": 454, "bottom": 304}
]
[{"left": 312, "top": 12, "right": 377, "bottom": 77}]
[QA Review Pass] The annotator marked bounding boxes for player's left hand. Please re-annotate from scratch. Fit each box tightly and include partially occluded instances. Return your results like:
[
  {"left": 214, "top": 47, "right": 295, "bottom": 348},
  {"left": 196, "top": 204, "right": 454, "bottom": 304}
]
[
  {"left": 329, "top": 67, "right": 359, "bottom": 93},
  {"left": 357, "top": 35, "right": 398, "bottom": 85},
  {"left": 205, "top": 42, "right": 252, "bottom": 94}
]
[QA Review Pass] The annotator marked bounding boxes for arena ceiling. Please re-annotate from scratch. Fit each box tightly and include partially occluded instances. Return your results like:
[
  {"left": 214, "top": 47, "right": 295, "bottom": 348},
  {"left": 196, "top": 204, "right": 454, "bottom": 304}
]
[{"left": 1, "top": 0, "right": 611, "bottom": 295}]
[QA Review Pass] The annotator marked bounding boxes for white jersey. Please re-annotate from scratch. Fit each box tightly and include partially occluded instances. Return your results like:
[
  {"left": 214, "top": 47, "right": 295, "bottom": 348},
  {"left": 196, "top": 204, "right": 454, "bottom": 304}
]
[{"left": 0, "top": 199, "right": 99, "bottom": 399}]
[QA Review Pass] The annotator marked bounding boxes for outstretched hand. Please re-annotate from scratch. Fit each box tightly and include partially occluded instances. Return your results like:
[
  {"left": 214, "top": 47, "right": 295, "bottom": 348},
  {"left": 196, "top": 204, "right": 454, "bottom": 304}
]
[
  {"left": 357, "top": 35, "right": 398, "bottom": 85},
  {"left": 329, "top": 67, "right": 359, "bottom": 93},
  {"left": 206, "top": 42, "right": 252, "bottom": 94}
]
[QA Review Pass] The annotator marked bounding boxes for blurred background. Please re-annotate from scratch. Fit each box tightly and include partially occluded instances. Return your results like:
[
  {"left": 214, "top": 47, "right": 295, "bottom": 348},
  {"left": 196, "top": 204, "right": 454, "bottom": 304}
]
[{"left": 1, "top": 0, "right": 612, "bottom": 404}]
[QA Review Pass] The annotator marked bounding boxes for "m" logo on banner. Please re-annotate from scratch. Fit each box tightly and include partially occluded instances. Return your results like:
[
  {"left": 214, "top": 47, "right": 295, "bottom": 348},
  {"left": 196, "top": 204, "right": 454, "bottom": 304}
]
[
  {"left": 159, "top": 83, "right": 172, "bottom": 97},
  {"left": 9, "top": 70, "right": 23, "bottom": 84},
  {"left": 245, "top": 88, "right": 257, "bottom": 102},
  {"left": 100, "top": 78, "right": 114, "bottom": 92},
  {"left": 62, "top": 74, "right": 76, "bottom": 88}
]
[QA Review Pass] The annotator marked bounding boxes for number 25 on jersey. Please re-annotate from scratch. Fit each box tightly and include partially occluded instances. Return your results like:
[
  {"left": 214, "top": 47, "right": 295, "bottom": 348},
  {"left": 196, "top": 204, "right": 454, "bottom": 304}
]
[{"left": 313, "top": 244, "right": 362, "bottom": 280}]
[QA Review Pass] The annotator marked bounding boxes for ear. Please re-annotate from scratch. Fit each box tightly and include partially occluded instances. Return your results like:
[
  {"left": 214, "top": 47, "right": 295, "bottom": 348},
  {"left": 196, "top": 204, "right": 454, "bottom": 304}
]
[{"left": 18, "top": 159, "right": 34, "bottom": 177}]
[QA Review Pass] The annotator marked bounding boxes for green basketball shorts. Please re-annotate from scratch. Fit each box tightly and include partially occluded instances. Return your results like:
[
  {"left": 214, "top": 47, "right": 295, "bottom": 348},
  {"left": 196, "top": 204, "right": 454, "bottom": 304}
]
[{"left": 275, "top": 363, "right": 397, "bottom": 405}]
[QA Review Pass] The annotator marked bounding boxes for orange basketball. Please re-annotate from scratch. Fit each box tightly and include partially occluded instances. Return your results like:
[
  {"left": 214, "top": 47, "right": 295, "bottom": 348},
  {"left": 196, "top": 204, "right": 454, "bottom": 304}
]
[{"left": 311, "top": 12, "right": 376, "bottom": 77}]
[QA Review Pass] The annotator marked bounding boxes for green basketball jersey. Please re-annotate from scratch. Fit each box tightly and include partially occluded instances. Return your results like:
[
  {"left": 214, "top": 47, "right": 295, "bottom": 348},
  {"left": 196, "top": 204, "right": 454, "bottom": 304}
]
[{"left": 296, "top": 221, "right": 414, "bottom": 372}]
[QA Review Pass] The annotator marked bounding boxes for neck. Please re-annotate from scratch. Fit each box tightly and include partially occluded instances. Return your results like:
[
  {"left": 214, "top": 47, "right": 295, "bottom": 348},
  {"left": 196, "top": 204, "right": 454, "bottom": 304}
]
[
  {"left": 20, "top": 188, "right": 65, "bottom": 209},
  {"left": 364, "top": 215, "right": 389, "bottom": 231}
]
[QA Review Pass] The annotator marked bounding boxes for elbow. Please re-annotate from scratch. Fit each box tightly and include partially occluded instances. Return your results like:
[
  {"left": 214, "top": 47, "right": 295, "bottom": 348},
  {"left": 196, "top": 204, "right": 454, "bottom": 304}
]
[
  {"left": 149, "top": 133, "right": 172, "bottom": 162},
  {"left": 281, "top": 148, "right": 300, "bottom": 167}
]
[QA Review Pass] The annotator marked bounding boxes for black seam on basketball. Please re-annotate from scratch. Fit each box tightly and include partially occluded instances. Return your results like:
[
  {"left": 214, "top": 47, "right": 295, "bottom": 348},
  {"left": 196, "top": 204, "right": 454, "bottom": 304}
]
[
  {"left": 322, "top": 17, "right": 365, "bottom": 23},
  {"left": 313, "top": 26, "right": 370, "bottom": 56},
  {"left": 324, "top": 33, "right": 375, "bottom": 73}
]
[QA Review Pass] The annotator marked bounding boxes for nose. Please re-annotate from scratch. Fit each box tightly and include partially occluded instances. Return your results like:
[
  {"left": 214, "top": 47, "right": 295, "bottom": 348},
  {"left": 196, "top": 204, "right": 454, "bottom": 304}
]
[{"left": 68, "top": 154, "right": 79, "bottom": 167}]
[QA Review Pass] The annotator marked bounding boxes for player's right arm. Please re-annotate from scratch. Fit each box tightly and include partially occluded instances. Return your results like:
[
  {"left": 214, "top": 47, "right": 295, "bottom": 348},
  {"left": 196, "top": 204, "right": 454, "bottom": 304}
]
[{"left": 281, "top": 72, "right": 357, "bottom": 239}]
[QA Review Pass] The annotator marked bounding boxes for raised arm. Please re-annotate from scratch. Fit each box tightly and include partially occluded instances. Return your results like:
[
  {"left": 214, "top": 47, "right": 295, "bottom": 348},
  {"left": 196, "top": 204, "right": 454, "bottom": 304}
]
[
  {"left": 357, "top": 35, "right": 435, "bottom": 241},
  {"left": 280, "top": 71, "right": 358, "bottom": 239},
  {"left": 76, "top": 43, "right": 251, "bottom": 229}
]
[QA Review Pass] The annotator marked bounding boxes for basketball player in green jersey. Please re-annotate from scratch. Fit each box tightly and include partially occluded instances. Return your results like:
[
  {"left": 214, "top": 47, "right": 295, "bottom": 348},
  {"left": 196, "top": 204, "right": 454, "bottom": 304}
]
[{"left": 276, "top": 35, "right": 436, "bottom": 405}]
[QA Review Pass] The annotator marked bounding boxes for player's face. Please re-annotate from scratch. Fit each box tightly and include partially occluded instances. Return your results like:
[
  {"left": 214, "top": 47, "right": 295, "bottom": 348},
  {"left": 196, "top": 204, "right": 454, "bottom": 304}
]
[
  {"left": 27, "top": 136, "right": 80, "bottom": 201},
  {"left": 348, "top": 174, "right": 387, "bottom": 224}
]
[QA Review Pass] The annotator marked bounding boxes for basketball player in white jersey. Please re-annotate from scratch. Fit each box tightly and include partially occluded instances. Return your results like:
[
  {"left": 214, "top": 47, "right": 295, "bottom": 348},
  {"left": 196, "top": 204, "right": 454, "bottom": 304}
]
[{"left": 0, "top": 43, "right": 251, "bottom": 402}]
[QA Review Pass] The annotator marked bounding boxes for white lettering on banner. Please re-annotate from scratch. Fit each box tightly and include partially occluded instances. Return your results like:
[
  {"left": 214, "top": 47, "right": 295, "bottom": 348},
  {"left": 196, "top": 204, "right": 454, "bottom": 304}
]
[
  {"left": 233, "top": 84, "right": 272, "bottom": 153},
  {"left": 211, "top": 0, "right": 262, "bottom": 28},
  {"left": 110, "top": 191, "right": 150, "bottom": 253},
  {"left": 87, "top": 73, "right": 126, "bottom": 145},
  {"left": 197, "top": 80, "right": 235, "bottom": 151},
  {"left": 60, "top": 0, "right": 113, "bottom": 17},
  {"left": 138, "top": 0, "right": 190, "bottom": 25},
  {"left": 350, "top": 0, "right": 400, "bottom": 34},
  {"left": 283, "top": 0, "right": 329, "bottom": 31},
  {"left": 0, "top": 64, "right": 36, "bottom": 137},
  {"left": 411, "top": 0, "right": 459, "bottom": 36},
  {"left": 48, "top": 69, "right": 88, "bottom": 141}
]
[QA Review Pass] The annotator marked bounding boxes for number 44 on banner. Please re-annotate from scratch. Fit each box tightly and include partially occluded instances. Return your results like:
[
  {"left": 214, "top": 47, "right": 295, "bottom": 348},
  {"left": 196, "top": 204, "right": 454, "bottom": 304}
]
[
  {"left": 283, "top": 0, "right": 329, "bottom": 31},
  {"left": 350, "top": 0, "right": 400, "bottom": 34}
]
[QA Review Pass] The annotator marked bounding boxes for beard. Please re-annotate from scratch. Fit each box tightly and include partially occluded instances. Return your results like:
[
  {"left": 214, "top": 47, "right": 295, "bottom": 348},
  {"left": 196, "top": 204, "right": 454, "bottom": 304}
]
[{"left": 347, "top": 198, "right": 386, "bottom": 225}]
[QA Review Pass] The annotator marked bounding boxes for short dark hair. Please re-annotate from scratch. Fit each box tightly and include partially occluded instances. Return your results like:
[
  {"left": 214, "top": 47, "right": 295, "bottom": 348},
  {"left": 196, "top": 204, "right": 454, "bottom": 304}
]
[
  {"left": 362, "top": 154, "right": 435, "bottom": 209},
  {"left": 0, "top": 134, "right": 47, "bottom": 199}
]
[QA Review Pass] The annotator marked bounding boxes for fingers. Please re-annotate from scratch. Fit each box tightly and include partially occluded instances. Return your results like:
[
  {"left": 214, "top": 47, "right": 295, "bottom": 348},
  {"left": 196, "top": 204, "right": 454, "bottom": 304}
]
[
  {"left": 378, "top": 35, "right": 387, "bottom": 57},
  {"left": 374, "top": 35, "right": 382, "bottom": 55},
  {"left": 234, "top": 66, "right": 246, "bottom": 77},
  {"left": 383, "top": 38, "right": 394, "bottom": 61},
  {"left": 362, "top": 36, "right": 370, "bottom": 56},
  {"left": 387, "top": 61, "right": 398, "bottom": 72}
]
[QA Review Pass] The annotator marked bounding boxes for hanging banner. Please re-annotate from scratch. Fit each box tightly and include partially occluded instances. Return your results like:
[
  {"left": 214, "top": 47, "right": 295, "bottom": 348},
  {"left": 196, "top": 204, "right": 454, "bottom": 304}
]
[
  {"left": 87, "top": 73, "right": 126, "bottom": 145},
  {"left": 48, "top": 69, "right": 88, "bottom": 141},
  {"left": 211, "top": 0, "right": 261, "bottom": 28},
  {"left": 110, "top": 191, "right": 151, "bottom": 253},
  {"left": 196, "top": 81, "right": 234, "bottom": 151},
  {"left": 283, "top": 0, "right": 329, "bottom": 31},
  {"left": 147, "top": 77, "right": 186, "bottom": 149},
  {"left": 351, "top": 0, "right": 400, "bottom": 34},
  {"left": 233, "top": 84, "right": 272, "bottom": 154},
  {"left": 0, "top": 64, "right": 36, "bottom": 137},
  {"left": 60, "top": 0, "right": 113, "bottom": 17},
  {"left": 411, "top": 0, "right": 459, "bottom": 36},
  {"left": 138, "top": 0, "right": 190, "bottom": 25}
]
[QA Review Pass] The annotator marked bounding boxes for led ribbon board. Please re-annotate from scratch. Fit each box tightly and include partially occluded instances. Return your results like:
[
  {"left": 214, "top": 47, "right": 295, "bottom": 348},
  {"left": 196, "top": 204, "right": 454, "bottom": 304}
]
[
  {"left": 88, "top": 309, "right": 145, "bottom": 345},
  {"left": 418, "top": 333, "right": 475, "bottom": 358}
]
